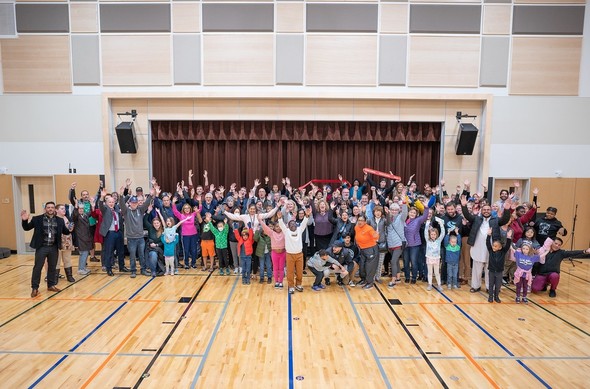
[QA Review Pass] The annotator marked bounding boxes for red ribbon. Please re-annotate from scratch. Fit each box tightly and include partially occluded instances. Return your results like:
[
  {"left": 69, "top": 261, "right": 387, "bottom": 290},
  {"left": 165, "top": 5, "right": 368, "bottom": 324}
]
[{"left": 363, "top": 168, "right": 401, "bottom": 181}]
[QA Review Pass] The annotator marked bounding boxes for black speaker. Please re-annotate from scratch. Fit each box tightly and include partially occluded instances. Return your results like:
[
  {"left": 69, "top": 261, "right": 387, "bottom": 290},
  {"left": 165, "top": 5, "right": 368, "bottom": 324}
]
[
  {"left": 115, "top": 122, "right": 138, "bottom": 154},
  {"left": 455, "top": 123, "right": 478, "bottom": 155}
]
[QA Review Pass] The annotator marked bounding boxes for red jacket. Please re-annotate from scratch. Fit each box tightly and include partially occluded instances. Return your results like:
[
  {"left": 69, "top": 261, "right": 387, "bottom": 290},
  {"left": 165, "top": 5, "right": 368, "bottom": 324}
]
[{"left": 235, "top": 228, "right": 254, "bottom": 256}]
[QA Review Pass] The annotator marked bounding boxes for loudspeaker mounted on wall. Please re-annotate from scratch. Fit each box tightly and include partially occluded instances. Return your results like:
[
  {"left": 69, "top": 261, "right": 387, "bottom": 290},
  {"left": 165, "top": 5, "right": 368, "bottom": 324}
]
[
  {"left": 115, "top": 121, "right": 138, "bottom": 154},
  {"left": 455, "top": 123, "right": 478, "bottom": 155}
]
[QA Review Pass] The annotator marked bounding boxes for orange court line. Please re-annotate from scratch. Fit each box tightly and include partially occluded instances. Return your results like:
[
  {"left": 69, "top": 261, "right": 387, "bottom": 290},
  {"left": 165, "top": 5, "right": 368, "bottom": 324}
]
[
  {"left": 419, "top": 303, "right": 501, "bottom": 389},
  {"left": 80, "top": 301, "right": 160, "bottom": 389}
]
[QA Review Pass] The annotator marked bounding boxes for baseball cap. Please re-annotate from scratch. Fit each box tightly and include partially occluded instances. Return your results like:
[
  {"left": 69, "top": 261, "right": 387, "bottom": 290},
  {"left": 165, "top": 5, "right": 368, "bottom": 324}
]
[
  {"left": 332, "top": 241, "right": 344, "bottom": 248},
  {"left": 129, "top": 196, "right": 138, "bottom": 203}
]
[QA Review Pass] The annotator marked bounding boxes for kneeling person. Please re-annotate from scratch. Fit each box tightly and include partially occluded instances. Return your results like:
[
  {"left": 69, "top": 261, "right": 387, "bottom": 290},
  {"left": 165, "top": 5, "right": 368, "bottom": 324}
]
[{"left": 307, "top": 250, "right": 348, "bottom": 291}]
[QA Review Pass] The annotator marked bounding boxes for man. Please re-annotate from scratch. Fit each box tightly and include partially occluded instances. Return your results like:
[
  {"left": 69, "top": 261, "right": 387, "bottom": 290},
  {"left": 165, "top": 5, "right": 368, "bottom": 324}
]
[
  {"left": 365, "top": 175, "right": 395, "bottom": 206},
  {"left": 441, "top": 201, "right": 463, "bottom": 283},
  {"left": 21, "top": 202, "right": 71, "bottom": 297},
  {"left": 120, "top": 193, "right": 151, "bottom": 277},
  {"left": 461, "top": 195, "right": 511, "bottom": 293},
  {"left": 69, "top": 182, "right": 99, "bottom": 262},
  {"left": 326, "top": 241, "right": 357, "bottom": 287},
  {"left": 532, "top": 237, "right": 590, "bottom": 297},
  {"left": 534, "top": 207, "right": 567, "bottom": 246},
  {"left": 99, "top": 190, "right": 127, "bottom": 276}
]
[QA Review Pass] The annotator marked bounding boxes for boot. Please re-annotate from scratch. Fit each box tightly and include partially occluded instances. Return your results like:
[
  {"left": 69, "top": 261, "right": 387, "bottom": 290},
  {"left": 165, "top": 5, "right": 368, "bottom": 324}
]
[{"left": 65, "top": 267, "right": 76, "bottom": 283}]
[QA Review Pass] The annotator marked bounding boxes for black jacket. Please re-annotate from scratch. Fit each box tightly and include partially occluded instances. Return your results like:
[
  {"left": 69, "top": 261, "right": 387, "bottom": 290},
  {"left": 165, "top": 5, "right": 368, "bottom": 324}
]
[
  {"left": 22, "top": 214, "right": 70, "bottom": 249},
  {"left": 461, "top": 205, "right": 510, "bottom": 246},
  {"left": 487, "top": 237, "right": 511, "bottom": 272}
]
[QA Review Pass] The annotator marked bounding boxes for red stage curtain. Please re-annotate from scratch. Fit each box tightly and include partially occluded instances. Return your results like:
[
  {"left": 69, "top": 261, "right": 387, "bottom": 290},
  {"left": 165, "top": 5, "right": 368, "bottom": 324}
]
[{"left": 151, "top": 121, "right": 441, "bottom": 191}]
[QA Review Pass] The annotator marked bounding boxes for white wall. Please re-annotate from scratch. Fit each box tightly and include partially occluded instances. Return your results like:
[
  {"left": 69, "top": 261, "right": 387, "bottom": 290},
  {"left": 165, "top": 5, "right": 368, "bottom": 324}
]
[
  {"left": 0, "top": 94, "right": 104, "bottom": 175},
  {"left": 489, "top": 96, "right": 590, "bottom": 178}
]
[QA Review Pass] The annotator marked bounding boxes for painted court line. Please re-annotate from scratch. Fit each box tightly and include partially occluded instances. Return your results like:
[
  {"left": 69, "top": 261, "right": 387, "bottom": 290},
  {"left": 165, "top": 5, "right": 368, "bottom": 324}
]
[
  {"left": 27, "top": 277, "right": 155, "bottom": 389},
  {"left": 344, "top": 288, "right": 392, "bottom": 389},
  {"left": 288, "top": 291, "right": 294, "bottom": 389},
  {"left": 0, "top": 350, "right": 109, "bottom": 356},
  {"left": 190, "top": 276, "right": 239, "bottom": 389},
  {"left": 88, "top": 275, "right": 121, "bottom": 297},
  {"left": 437, "top": 289, "right": 552, "bottom": 389}
]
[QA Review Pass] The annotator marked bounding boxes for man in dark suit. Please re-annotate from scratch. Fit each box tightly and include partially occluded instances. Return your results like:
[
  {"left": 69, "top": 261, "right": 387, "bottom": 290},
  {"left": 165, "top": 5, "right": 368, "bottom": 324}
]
[
  {"left": 99, "top": 189, "right": 127, "bottom": 276},
  {"left": 21, "top": 202, "right": 71, "bottom": 298}
]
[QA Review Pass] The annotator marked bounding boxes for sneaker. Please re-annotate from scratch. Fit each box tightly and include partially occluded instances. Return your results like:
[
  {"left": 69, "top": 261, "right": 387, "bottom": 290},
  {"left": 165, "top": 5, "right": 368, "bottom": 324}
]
[
  {"left": 541, "top": 285, "right": 548, "bottom": 292},
  {"left": 455, "top": 284, "right": 460, "bottom": 289},
  {"left": 488, "top": 296, "right": 493, "bottom": 303},
  {"left": 130, "top": 272, "right": 136, "bottom": 278},
  {"left": 470, "top": 287, "right": 481, "bottom": 293},
  {"left": 234, "top": 267, "right": 238, "bottom": 274},
  {"left": 427, "top": 285, "right": 433, "bottom": 291},
  {"left": 102, "top": 266, "right": 106, "bottom": 272},
  {"left": 279, "top": 282, "right": 284, "bottom": 288},
  {"left": 522, "top": 297, "right": 528, "bottom": 304},
  {"left": 515, "top": 297, "right": 521, "bottom": 304},
  {"left": 165, "top": 271, "right": 170, "bottom": 276},
  {"left": 174, "top": 268, "right": 179, "bottom": 275},
  {"left": 303, "top": 270, "right": 307, "bottom": 275},
  {"left": 387, "top": 281, "right": 395, "bottom": 289},
  {"left": 318, "top": 284, "right": 326, "bottom": 289},
  {"left": 325, "top": 278, "right": 331, "bottom": 286},
  {"left": 362, "top": 283, "right": 374, "bottom": 290},
  {"left": 494, "top": 296, "right": 501, "bottom": 303},
  {"left": 288, "top": 288, "right": 295, "bottom": 294},
  {"left": 337, "top": 280, "right": 344, "bottom": 286},
  {"left": 404, "top": 279, "right": 410, "bottom": 284},
  {"left": 90, "top": 256, "right": 100, "bottom": 262},
  {"left": 447, "top": 285, "right": 452, "bottom": 290},
  {"left": 191, "top": 264, "right": 197, "bottom": 269},
  {"left": 227, "top": 268, "right": 232, "bottom": 276},
  {"left": 295, "top": 286, "right": 304, "bottom": 292},
  {"left": 312, "top": 285, "right": 321, "bottom": 292},
  {"left": 185, "top": 265, "right": 190, "bottom": 270},
  {"left": 259, "top": 277, "right": 264, "bottom": 284},
  {"left": 374, "top": 278, "right": 382, "bottom": 284},
  {"left": 239, "top": 267, "right": 242, "bottom": 274},
  {"left": 219, "top": 269, "right": 224, "bottom": 276},
  {"left": 549, "top": 290, "right": 556, "bottom": 298},
  {"left": 359, "top": 280, "right": 367, "bottom": 286},
  {"left": 410, "top": 279, "right": 416, "bottom": 284},
  {"left": 78, "top": 269, "right": 91, "bottom": 275},
  {"left": 242, "top": 279, "right": 246, "bottom": 285},
  {"left": 274, "top": 282, "right": 279, "bottom": 289},
  {"left": 348, "top": 281, "right": 356, "bottom": 287},
  {"left": 267, "top": 278, "right": 272, "bottom": 284}
]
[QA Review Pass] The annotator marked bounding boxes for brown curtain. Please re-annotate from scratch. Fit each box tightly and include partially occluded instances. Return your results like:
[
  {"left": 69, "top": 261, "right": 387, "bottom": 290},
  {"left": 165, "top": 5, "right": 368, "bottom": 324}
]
[{"left": 151, "top": 121, "right": 441, "bottom": 192}]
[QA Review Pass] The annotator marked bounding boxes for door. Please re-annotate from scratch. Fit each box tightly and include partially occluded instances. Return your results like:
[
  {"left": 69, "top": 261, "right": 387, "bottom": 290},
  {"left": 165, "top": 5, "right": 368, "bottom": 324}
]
[{"left": 15, "top": 177, "right": 55, "bottom": 253}]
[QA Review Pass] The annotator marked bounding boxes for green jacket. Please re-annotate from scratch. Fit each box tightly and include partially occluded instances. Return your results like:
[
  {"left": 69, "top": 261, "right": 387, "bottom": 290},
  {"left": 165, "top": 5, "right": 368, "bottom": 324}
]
[
  {"left": 254, "top": 229, "right": 272, "bottom": 257},
  {"left": 208, "top": 221, "right": 229, "bottom": 249}
]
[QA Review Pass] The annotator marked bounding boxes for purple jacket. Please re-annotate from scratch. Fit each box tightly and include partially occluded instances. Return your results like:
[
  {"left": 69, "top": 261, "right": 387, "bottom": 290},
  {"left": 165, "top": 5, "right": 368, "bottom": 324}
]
[{"left": 404, "top": 211, "right": 430, "bottom": 247}]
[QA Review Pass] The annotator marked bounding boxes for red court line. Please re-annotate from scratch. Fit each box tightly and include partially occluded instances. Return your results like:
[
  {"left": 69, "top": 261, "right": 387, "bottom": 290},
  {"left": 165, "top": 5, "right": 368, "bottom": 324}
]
[
  {"left": 80, "top": 301, "right": 160, "bottom": 388},
  {"left": 420, "top": 303, "right": 501, "bottom": 389}
]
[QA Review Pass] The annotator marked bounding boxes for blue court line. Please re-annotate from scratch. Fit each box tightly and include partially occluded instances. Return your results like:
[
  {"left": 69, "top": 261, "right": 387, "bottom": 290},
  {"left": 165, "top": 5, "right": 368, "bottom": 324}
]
[
  {"left": 27, "top": 277, "right": 155, "bottom": 389},
  {"left": 437, "top": 289, "right": 552, "bottom": 389},
  {"left": 344, "top": 288, "right": 392, "bottom": 389},
  {"left": 89, "top": 275, "right": 121, "bottom": 295},
  {"left": 288, "top": 292, "right": 294, "bottom": 389},
  {"left": 189, "top": 276, "right": 239, "bottom": 389}
]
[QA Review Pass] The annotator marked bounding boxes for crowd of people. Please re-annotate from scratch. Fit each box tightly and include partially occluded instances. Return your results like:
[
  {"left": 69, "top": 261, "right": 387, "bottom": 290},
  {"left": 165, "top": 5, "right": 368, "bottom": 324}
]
[{"left": 22, "top": 170, "right": 590, "bottom": 300}]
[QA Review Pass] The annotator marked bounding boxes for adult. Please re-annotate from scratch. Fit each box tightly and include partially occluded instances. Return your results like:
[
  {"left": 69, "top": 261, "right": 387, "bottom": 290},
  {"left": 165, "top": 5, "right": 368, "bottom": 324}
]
[
  {"left": 354, "top": 215, "right": 379, "bottom": 289},
  {"left": 403, "top": 206, "right": 430, "bottom": 284},
  {"left": 21, "top": 202, "right": 71, "bottom": 297},
  {"left": 366, "top": 200, "right": 388, "bottom": 283},
  {"left": 99, "top": 190, "right": 127, "bottom": 276},
  {"left": 120, "top": 190, "right": 151, "bottom": 278},
  {"left": 534, "top": 207, "right": 567, "bottom": 246},
  {"left": 144, "top": 206, "right": 165, "bottom": 277},
  {"left": 461, "top": 195, "right": 511, "bottom": 293},
  {"left": 71, "top": 201, "right": 94, "bottom": 275},
  {"left": 224, "top": 202, "right": 278, "bottom": 232},
  {"left": 385, "top": 201, "right": 408, "bottom": 288},
  {"left": 365, "top": 174, "right": 395, "bottom": 206},
  {"left": 69, "top": 182, "right": 99, "bottom": 262},
  {"left": 326, "top": 241, "right": 357, "bottom": 287},
  {"left": 312, "top": 200, "right": 334, "bottom": 251},
  {"left": 55, "top": 204, "right": 76, "bottom": 283},
  {"left": 531, "top": 238, "right": 590, "bottom": 298}
]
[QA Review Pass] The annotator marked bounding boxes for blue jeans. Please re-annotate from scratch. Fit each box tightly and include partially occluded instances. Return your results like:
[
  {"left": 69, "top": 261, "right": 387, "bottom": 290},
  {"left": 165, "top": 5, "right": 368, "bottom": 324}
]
[
  {"left": 147, "top": 250, "right": 158, "bottom": 276},
  {"left": 403, "top": 245, "right": 421, "bottom": 281},
  {"left": 259, "top": 252, "right": 272, "bottom": 279},
  {"left": 127, "top": 237, "right": 145, "bottom": 273},
  {"left": 418, "top": 244, "right": 427, "bottom": 279},
  {"left": 182, "top": 234, "right": 198, "bottom": 266},
  {"left": 447, "top": 262, "right": 459, "bottom": 286},
  {"left": 241, "top": 256, "right": 252, "bottom": 282},
  {"left": 78, "top": 251, "right": 89, "bottom": 272}
]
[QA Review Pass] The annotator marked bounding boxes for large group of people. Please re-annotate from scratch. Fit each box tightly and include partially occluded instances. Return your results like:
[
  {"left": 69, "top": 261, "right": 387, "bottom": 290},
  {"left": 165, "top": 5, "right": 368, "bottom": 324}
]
[{"left": 22, "top": 170, "right": 590, "bottom": 301}]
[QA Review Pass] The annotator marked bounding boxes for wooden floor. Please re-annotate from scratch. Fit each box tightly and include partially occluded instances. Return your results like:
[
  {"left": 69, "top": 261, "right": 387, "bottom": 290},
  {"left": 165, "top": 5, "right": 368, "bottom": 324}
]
[{"left": 0, "top": 255, "right": 589, "bottom": 388}]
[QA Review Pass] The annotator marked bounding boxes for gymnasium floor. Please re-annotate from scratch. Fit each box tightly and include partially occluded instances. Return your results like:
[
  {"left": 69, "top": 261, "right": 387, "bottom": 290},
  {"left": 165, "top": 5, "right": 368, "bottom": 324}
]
[{"left": 0, "top": 254, "right": 589, "bottom": 388}]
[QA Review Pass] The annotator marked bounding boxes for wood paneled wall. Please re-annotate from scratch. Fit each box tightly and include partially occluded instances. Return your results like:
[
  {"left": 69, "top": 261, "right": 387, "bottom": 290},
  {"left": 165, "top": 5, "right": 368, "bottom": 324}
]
[{"left": 0, "top": 175, "right": 16, "bottom": 250}]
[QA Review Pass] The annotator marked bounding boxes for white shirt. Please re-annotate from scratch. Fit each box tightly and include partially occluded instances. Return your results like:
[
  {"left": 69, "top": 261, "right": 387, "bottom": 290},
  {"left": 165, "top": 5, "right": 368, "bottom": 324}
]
[
  {"left": 471, "top": 218, "right": 490, "bottom": 263},
  {"left": 278, "top": 217, "right": 309, "bottom": 254}
]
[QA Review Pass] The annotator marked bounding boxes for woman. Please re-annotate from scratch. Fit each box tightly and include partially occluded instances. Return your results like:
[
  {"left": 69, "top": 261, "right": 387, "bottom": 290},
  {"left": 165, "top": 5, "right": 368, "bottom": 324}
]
[
  {"left": 71, "top": 201, "right": 94, "bottom": 275},
  {"left": 329, "top": 207, "right": 354, "bottom": 245},
  {"left": 172, "top": 202, "right": 200, "bottom": 269},
  {"left": 403, "top": 206, "right": 430, "bottom": 283},
  {"left": 354, "top": 216, "right": 379, "bottom": 290},
  {"left": 385, "top": 202, "right": 408, "bottom": 287},
  {"left": 55, "top": 204, "right": 75, "bottom": 283},
  {"left": 313, "top": 200, "right": 333, "bottom": 251},
  {"left": 144, "top": 207, "right": 164, "bottom": 276}
]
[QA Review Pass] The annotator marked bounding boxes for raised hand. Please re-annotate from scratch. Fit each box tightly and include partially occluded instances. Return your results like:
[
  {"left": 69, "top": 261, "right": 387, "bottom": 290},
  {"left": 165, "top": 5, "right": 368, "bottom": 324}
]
[
  {"left": 481, "top": 183, "right": 487, "bottom": 192},
  {"left": 71, "top": 182, "right": 77, "bottom": 189},
  {"left": 219, "top": 185, "right": 225, "bottom": 193},
  {"left": 125, "top": 178, "right": 132, "bottom": 188},
  {"left": 514, "top": 181, "right": 520, "bottom": 188},
  {"left": 276, "top": 211, "right": 282, "bottom": 219},
  {"left": 338, "top": 174, "right": 343, "bottom": 182},
  {"left": 188, "top": 169, "right": 193, "bottom": 179},
  {"left": 507, "top": 229, "right": 514, "bottom": 239},
  {"left": 281, "top": 178, "right": 286, "bottom": 185},
  {"left": 460, "top": 195, "right": 468, "bottom": 207},
  {"left": 265, "top": 176, "right": 269, "bottom": 183},
  {"left": 456, "top": 185, "right": 461, "bottom": 193},
  {"left": 532, "top": 187, "right": 539, "bottom": 196},
  {"left": 254, "top": 178, "right": 261, "bottom": 187},
  {"left": 230, "top": 183, "right": 237, "bottom": 191},
  {"left": 151, "top": 177, "right": 158, "bottom": 186},
  {"left": 209, "top": 184, "right": 215, "bottom": 192},
  {"left": 203, "top": 170, "right": 208, "bottom": 178},
  {"left": 487, "top": 227, "right": 492, "bottom": 236},
  {"left": 21, "top": 210, "right": 29, "bottom": 220},
  {"left": 440, "top": 178, "right": 445, "bottom": 187},
  {"left": 464, "top": 179, "right": 470, "bottom": 188},
  {"left": 285, "top": 177, "right": 290, "bottom": 185}
]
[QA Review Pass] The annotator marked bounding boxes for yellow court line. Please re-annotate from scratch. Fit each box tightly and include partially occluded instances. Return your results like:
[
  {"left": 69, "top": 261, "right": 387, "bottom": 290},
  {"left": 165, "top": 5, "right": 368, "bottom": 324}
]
[
  {"left": 80, "top": 301, "right": 160, "bottom": 389},
  {"left": 420, "top": 303, "right": 501, "bottom": 389}
]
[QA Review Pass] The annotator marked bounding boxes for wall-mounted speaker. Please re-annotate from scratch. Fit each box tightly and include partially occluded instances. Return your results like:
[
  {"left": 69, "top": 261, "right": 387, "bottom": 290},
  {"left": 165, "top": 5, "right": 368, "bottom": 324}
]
[
  {"left": 115, "top": 122, "right": 138, "bottom": 154},
  {"left": 455, "top": 123, "right": 478, "bottom": 155}
]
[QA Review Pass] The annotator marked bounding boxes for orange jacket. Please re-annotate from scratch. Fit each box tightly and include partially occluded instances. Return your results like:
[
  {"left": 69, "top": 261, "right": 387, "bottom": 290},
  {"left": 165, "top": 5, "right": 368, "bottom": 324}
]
[
  {"left": 354, "top": 224, "right": 379, "bottom": 249},
  {"left": 235, "top": 228, "right": 254, "bottom": 256}
]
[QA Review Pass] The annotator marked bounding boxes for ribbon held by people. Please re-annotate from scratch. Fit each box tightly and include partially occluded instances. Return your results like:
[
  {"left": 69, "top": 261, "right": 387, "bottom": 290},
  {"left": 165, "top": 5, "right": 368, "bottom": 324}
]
[
  {"left": 363, "top": 168, "right": 401, "bottom": 182},
  {"left": 298, "top": 179, "right": 350, "bottom": 191}
]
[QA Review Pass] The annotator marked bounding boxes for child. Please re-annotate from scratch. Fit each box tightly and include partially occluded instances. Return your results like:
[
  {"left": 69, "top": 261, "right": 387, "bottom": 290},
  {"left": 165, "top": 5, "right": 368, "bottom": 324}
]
[
  {"left": 444, "top": 232, "right": 461, "bottom": 289},
  {"left": 209, "top": 218, "right": 231, "bottom": 275},
  {"left": 259, "top": 215, "right": 286, "bottom": 289},
  {"left": 235, "top": 228, "right": 254, "bottom": 284},
  {"left": 278, "top": 209, "right": 311, "bottom": 294},
  {"left": 486, "top": 228, "right": 513, "bottom": 303},
  {"left": 200, "top": 213, "right": 216, "bottom": 272},
  {"left": 510, "top": 238, "right": 552, "bottom": 303},
  {"left": 254, "top": 224, "right": 273, "bottom": 284},
  {"left": 424, "top": 217, "right": 445, "bottom": 291},
  {"left": 162, "top": 222, "right": 180, "bottom": 275},
  {"left": 306, "top": 250, "right": 348, "bottom": 291}
]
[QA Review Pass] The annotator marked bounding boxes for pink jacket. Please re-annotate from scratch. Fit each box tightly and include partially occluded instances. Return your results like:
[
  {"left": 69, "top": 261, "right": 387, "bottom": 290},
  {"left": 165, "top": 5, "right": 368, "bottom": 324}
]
[
  {"left": 260, "top": 222, "right": 285, "bottom": 250},
  {"left": 172, "top": 207, "right": 198, "bottom": 236}
]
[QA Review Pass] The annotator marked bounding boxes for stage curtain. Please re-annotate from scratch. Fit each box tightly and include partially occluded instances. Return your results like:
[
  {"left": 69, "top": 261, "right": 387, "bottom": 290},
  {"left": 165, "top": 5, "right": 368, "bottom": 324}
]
[{"left": 151, "top": 121, "right": 441, "bottom": 192}]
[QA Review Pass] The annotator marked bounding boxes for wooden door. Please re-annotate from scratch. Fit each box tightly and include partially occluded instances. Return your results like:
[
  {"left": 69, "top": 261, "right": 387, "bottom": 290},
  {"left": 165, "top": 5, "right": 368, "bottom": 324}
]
[{"left": 18, "top": 177, "right": 55, "bottom": 252}]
